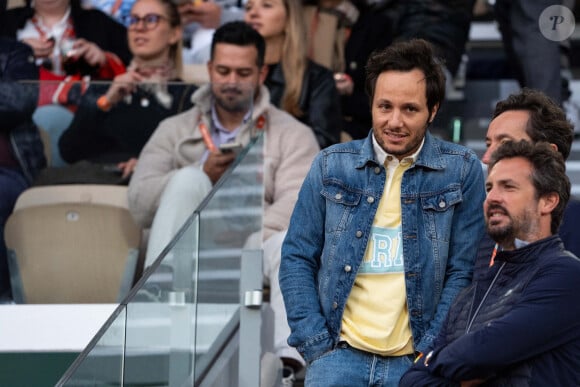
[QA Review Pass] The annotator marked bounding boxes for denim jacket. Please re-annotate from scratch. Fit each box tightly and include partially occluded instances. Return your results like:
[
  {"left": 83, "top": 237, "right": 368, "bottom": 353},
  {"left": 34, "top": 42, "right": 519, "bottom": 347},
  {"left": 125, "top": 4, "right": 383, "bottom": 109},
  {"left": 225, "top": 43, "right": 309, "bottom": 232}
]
[{"left": 279, "top": 130, "right": 486, "bottom": 363}]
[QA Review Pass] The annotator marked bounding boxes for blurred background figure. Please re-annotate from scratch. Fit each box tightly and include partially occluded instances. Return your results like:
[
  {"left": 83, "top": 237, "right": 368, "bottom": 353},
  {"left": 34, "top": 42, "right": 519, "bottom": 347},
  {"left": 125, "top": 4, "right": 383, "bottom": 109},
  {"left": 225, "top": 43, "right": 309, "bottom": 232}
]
[
  {"left": 83, "top": 0, "right": 137, "bottom": 25},
  {"left": 36, "top": 0, "right": 195, "bottom": 185},
  {"left": 0, "top": 0, "right": 132, "bottom": 166},
  {"left": 491, "top": 0, "right": 579, "bottom": 133},
  {"left": 178, "top": 0, "right": 244, "bottom": 64},
  {"left": 393, "top": 0, "right": 476, "bottom": 101},
  {"left": 313, "top": 0, "right": 395, "bottom": 140},
  {"left": 245, "top": 0, "right": 342, "bottom": 149},
  {"left": 0, "top": 0, "right": 130, "bottom": 80},
  {"left": 0, "top": 37, "right": 46, "bottom": 302}
]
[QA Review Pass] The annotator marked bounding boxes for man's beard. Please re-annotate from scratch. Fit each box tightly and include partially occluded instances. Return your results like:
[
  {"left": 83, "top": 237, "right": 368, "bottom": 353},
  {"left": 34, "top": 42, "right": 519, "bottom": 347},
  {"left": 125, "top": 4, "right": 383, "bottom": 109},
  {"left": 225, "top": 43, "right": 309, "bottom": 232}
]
[
  {"left": 486, "top": 205, "right": 534, "bottom": 246},
  {"left": 214, "top": 85, "right": 253, "bottom": 113},
  {"left": 487, "top": 221, "right": 515, "bottom": 246}
]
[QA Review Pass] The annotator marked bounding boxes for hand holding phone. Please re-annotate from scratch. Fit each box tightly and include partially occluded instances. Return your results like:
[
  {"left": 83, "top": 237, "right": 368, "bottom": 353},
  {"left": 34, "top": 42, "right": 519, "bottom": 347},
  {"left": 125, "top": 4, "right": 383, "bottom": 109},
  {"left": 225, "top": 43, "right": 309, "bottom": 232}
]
[{"left": 219, "top": 142, "right": 243, "bottom": 155}]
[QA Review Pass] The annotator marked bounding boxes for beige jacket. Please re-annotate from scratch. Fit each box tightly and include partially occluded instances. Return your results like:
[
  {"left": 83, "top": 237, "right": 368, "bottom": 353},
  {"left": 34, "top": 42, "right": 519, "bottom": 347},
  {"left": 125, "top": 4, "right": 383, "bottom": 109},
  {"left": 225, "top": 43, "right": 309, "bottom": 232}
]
[{"left": 128, "top": 85, "right": 320, "bottom": 240}]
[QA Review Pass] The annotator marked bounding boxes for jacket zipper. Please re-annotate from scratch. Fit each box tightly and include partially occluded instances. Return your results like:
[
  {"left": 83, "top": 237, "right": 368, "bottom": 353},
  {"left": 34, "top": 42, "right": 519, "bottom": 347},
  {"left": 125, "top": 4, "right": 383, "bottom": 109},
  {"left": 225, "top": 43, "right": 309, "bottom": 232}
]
[{"left": 465, "top": 261, "right": 506, "bottom": 334}]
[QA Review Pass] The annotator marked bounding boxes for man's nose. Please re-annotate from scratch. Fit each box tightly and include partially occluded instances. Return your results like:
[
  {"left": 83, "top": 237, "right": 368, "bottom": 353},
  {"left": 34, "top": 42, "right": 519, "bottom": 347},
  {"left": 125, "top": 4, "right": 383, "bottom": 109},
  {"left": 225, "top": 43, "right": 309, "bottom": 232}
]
[
  {"left": 388, "top": 109, "right": 403, "bottom": 128},
  {"left": 482, "top": 146, "right": 494, "bottom": 165}
]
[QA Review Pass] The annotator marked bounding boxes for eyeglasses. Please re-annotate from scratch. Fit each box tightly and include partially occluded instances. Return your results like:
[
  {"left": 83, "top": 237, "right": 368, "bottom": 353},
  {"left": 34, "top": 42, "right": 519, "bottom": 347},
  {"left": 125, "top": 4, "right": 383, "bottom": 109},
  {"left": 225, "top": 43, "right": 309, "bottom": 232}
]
[{"left": 125, "top": 13, "right": 167, "bottom": 30}]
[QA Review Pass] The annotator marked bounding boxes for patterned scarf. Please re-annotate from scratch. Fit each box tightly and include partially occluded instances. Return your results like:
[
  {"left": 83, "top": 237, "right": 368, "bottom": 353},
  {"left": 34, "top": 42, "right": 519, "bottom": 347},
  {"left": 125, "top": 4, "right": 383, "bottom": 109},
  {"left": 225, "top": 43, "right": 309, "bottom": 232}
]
[{"left": 124, "top": 58, "right": 176, "bottom": 109}]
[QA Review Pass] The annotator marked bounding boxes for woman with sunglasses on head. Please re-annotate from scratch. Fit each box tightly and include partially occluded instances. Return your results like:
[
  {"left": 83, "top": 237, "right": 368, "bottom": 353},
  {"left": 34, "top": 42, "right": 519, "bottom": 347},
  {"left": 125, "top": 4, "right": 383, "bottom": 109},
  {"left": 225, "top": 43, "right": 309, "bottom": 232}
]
[
  {"left": 49, "top": 0, "right": 196, "bottom": 184},
  {"left": 244, "top": 0, "right": 342, "bottom": 149},
  {"left": 0, "top": 0, "right": 130, "bottom": 81}
]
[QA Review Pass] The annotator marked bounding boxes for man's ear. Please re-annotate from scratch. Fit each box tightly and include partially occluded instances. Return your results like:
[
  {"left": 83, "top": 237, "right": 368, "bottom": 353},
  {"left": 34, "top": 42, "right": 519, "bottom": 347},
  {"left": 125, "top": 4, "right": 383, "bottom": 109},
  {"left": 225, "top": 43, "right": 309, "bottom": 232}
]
[
  {"left": 549, "top": 143, "right": 559, "bottom": 153},
  {"left": 428, "top": 103, "right": 439, "bottom": 124},
  {"left": 540, "top": 191, "right": 560, "bottom": 216},
  {"left": 258, "top": 64, "right": 268, "bottom": 85}
]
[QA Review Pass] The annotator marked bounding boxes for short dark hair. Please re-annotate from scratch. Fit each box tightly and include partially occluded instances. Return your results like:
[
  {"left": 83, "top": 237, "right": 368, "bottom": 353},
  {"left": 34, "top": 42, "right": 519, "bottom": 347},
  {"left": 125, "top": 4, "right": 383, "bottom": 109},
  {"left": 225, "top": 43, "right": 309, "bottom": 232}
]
[
  {"left": 211, "top": 21, "right": 266, "bottom": 68},
  {"left": 364, "top": 38, "right": 445, "bottom": 117},
  {"left": 493, "top": 88, "right": 574, "bottom": 160},
  {"left": 489, "top": 140, "right": 571, "bottom": 234}
]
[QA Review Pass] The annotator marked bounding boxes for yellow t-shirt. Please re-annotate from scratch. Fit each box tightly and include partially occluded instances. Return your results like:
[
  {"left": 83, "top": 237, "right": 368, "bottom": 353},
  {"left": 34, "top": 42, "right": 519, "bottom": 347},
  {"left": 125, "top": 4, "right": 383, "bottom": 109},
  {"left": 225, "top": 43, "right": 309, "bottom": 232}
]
[{"left": 340, "top": 156, "right": 414, "bottom": 356}]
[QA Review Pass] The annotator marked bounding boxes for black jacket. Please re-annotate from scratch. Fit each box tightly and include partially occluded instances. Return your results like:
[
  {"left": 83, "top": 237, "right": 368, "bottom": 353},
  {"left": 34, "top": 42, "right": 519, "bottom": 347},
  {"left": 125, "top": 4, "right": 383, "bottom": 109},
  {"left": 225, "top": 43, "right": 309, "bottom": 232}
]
[
  {"left": 0, "top": 2, "right": 131, "bottom": 76},
  {"left": 400, "top": 236, "right": 580, "bottom": 387},
  {"left": 0, "top": 37, "right": 46, "bottom": 182},
  {"left": 265, "top": 60, "right": 341, "bottom": 149},
  {"left": 59, "top": 82, "right": 196, "bottom": 164}
]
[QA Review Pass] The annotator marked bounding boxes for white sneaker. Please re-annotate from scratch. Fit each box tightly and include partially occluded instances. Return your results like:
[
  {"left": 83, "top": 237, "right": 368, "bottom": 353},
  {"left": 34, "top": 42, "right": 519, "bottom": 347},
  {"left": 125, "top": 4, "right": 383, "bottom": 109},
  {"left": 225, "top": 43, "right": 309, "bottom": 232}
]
[{"left": 281, "top": 366, "right": 295, "bottom": 387}]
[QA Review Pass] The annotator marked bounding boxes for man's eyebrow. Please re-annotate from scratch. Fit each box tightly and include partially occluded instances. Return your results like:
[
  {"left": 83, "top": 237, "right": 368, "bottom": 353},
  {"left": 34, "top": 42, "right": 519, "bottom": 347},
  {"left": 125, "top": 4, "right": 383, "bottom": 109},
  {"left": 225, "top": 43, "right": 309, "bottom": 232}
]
[{"left": 486, "top": 133, "right": 514, "bottom": 143}]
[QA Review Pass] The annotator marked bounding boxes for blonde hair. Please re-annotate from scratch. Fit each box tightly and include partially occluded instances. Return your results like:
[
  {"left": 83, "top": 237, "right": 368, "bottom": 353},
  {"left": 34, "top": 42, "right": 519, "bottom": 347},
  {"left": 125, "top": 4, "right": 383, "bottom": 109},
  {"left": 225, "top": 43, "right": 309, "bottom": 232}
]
[{"left": 280, "top": 0, "right": 307, "bottom": 117}]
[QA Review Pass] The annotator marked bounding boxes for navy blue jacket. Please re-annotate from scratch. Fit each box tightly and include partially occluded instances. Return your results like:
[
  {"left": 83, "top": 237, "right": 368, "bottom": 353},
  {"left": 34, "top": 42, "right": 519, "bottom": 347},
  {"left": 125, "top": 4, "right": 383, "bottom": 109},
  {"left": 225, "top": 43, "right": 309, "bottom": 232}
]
[
  {"left": 400, "top": 236, "right": 580, "bottom": 386},
  {"left": 0, "top": 37, "right": 46, "bottom": 182}
]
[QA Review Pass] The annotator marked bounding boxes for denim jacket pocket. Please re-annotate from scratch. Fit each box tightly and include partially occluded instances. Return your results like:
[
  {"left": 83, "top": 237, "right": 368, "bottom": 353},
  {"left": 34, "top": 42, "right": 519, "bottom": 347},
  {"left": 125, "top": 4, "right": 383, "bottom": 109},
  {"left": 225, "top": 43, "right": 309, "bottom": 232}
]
[
  {"left": 420, "top": 187, "right": 462, "bottom": 242},
  {"left": 321, "top": 183, "right": 361, "bottom": 232}
]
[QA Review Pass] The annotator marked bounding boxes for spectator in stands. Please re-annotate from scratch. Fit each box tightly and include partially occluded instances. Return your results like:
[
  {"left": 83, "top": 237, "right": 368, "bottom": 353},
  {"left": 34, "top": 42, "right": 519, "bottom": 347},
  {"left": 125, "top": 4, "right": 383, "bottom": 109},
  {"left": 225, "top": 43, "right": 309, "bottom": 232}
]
[
  {"left": 393, "top": 0, "right": 475, "bottom": 100},
  {"left": 177, "top": 0, "right": 244, "bottom": 64},
  {"left": 477, "top": 88, "right": 580, "bottom": 260},
  {"left": 400, "top": 140, "right": 580, "bottom": 386},
  {"left": 52, "top": 0, "right": 194, "bottom": 184},
  {"left": 0, "top": 0, "right": 130, "bottom": 80},
  {"left": 494, "top": 0, "right": 579, "bottom": 132},
  {"left": 302, "top": 0, "right": 350, "bottom": 74},
  {"left": 127, "top": 21, "right": 319, "bottom": 384},
  {"left": 331, "top": 0, "right": 395, "bottom": 139},
  {"left": 493, "top": 0, "right": 568, "bottom": 105},
  {"left": 279, "top": 39, "right": 485, "bottom": 386},
  {"left": 82, "top": 0, "right": 137, "bottom": 26},
  {"left": 0, "top": 0, "right": 132, "bottom": 166},
  {"left": 0, "top": 38, "right": 46, "bottom": 301},
  {"left": 244, "top": 0, "right": 342, "bottom": 149}
]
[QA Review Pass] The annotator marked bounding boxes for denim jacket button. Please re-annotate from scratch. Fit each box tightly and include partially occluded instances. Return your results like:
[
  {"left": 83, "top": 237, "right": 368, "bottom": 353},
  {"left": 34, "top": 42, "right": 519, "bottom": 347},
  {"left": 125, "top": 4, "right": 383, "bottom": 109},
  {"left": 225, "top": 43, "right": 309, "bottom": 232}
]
[
  {"left": 332, "top": 301, "right": 338, "bottom": 309},
  {"left": 438, "top": 200, "right": 446, "bottom": 208},
  {"left": 335, "top": 193, "right": 342, "bottom": 200},
  {"left": 344, "top": 265, "right": 352, "bottom": 272},
  {"left": 367, "top": 196, "right": 375, "bottom": 204},
  {"left": 374, "top": 166, "right": 381, "bottom": 174},
  {"left": 355, "top": 230, "right": 363, "bottom": 238}
]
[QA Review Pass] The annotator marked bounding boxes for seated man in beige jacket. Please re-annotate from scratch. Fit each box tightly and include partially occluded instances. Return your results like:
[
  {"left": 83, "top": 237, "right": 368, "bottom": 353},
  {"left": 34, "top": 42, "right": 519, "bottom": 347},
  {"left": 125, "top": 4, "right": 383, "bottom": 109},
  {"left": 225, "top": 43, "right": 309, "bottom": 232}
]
[{"left": 127, "top": 21, "right": 319, "bottom": 383}]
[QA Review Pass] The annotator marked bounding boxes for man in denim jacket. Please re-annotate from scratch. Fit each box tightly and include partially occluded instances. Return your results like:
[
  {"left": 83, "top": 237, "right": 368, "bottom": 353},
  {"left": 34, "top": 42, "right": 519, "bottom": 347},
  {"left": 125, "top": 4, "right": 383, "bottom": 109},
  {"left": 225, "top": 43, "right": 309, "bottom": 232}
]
[{"left": 279, "top": 39, "right": 486, "bottom": 386}]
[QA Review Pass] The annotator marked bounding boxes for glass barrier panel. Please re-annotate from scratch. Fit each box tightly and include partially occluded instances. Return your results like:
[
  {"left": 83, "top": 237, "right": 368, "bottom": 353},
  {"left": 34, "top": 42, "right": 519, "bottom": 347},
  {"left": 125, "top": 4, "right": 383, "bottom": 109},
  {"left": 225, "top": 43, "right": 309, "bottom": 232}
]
[
  {"left": 194, "top": 132, "right": 265, "bottom": 382},
  {"left": 55, "top": 133, "right": 264, "bottom": 386},
  {"left": 56, "top": 306, "right": 127, "bottom": 386}
]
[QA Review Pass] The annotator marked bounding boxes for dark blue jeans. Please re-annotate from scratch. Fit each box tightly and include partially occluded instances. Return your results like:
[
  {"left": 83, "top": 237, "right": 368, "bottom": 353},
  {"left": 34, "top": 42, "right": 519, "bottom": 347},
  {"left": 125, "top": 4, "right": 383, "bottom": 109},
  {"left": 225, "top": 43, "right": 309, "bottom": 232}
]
[{"left": 0, "top": 167, "right": 28, "bottom": 301}]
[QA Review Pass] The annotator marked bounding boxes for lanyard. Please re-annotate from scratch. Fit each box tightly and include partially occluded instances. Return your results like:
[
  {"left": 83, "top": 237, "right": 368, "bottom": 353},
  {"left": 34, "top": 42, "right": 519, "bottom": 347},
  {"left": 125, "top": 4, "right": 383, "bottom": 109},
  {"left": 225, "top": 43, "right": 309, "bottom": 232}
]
[
  {"left": 489, "top": 243, "right": 499, "bottom": 267},
  {"left": 198, "top": 114, "right": 266, "bottom": 152}
]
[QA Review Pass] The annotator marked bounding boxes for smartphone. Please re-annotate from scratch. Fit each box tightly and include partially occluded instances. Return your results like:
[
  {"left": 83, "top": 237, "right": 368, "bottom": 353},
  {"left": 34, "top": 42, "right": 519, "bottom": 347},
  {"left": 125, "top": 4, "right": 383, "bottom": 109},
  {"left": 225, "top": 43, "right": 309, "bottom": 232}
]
[
  {"left": 219, "top": 142, "right": 243, "bottom": 155},
  {"left": 102, "top": 164, "right": 123, "bottom": 174}
]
